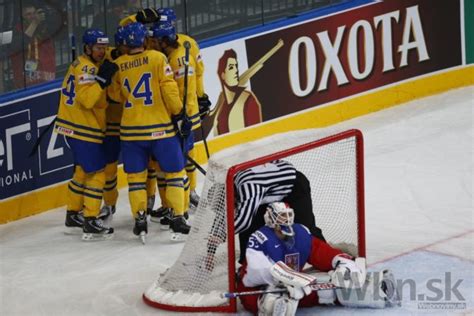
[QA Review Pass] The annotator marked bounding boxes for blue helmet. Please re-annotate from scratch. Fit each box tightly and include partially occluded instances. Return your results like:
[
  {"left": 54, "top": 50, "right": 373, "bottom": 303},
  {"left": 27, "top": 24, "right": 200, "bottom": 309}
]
[
  {"left": 114, "top": 26, "right": 126, "bottom": 46},
  {"left": 122, "top": 22, "right": 147, "bottom": 47},
  {"left": 82, "top": 29, "right": 109, "bottom": 46},
  {"left": 151, "top": 22, "right": 177, "bottom": 42},
  {"left": 158, "top": 8, "right": 177, "bottom": 23}
]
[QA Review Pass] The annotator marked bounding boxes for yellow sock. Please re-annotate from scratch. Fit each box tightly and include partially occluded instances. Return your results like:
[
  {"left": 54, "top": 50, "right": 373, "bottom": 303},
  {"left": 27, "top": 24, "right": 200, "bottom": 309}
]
[
  {"left": 165, "top": 170, "right": 186, "bottom": 216},
  {"left": 157, "top": 169, "right": 169, "bottom": 208},
  {"left": 82, "top": 170, "right": 105, "bottom": 217},
  {"left": 146, "top": 160, "right": 157, "bottom": 199},
  {"left": 103, "top": 162, "right": 118, "bottom": 207},
  {"left": 67, "top": 165, "right": 87, "bottom": 211},
  {"left": 127, "top": 170, "right": 147, "bottom": 218}
]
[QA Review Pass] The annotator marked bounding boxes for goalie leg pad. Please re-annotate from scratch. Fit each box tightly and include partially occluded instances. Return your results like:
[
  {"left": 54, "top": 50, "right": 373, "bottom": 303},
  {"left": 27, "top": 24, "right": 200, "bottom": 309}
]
[
  {"left": 335, "top": 270, "right": 392, "bottom": 309},
  {"left": 317, "top": 289, "right": 337, "bottom": 305},
  {"left": 257, "top": 291, "right": 298, "bottom": 316},
  {"left": 330, "top": 257, "right": 367, "bottom": 289}
]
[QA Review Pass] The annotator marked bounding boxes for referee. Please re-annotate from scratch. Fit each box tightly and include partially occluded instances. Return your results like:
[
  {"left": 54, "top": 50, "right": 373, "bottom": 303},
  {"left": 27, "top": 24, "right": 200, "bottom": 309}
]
[{"left": 234, "top": 159, "right": 325, "bottom": 262}]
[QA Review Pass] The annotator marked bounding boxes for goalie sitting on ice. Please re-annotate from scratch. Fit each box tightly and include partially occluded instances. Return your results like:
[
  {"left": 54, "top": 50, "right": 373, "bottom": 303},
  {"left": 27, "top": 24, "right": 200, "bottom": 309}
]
[{"left": 236, "top": 202, "right": 401, "bottom": 315}]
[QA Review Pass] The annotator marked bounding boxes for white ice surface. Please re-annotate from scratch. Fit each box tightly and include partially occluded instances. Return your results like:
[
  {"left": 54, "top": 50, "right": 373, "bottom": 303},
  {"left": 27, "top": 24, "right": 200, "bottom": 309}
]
[{"left": 1, "top": 86, "right": 473, "bottom": 315}]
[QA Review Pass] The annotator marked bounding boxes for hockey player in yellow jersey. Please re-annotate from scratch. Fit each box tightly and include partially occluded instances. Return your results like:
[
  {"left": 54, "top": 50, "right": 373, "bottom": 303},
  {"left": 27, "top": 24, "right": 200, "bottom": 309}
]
[
  {"left": 119, "top": 7, "right": 210, "bottom": 118},
  {"left": 108, "top": 22, "right": 190, "bottom": 242},
  {"left": 154, "top": 8, "right": 210, "bottom": 110},
  {"left": 155, "top": 8, "right": 211, "bottom": 209},
  {"left": 119, "top": 7, "right": 212, "bottom": 215},
  {"left": 98, "top": 26, "right": 129, "bottom": 223},
  {"left": 55, "top": 29, "right": 118, "bottom": 241},
  {"left": 147, "top": 21, "right": 202, "bottom": 227}
]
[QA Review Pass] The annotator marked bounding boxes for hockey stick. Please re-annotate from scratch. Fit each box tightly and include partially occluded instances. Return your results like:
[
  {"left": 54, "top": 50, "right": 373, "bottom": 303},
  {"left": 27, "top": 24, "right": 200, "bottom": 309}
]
[
  {"left": 186, "top": 153, "right": 206, "bottom": 176},
  {"left": 221, "top": 282, "right": 338, "bottom": 298},
  {"left": 182, "top": 41, "right": 190, "bottom": 121},
  {"left": 29, "top": 35, "right": 77, "bottom": 157},
  {"left": 178, "top": 40, "right": 191, "bottom": 157},
  {"left": 179, "top": 41, "right": 208, "bottom": 176}
]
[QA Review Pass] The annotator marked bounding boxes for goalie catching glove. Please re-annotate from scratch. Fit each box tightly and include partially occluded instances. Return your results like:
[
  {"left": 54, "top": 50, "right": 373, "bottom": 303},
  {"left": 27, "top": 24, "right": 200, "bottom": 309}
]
[
  {"left": 95, "top": 60, "right": 118, "bottom": 89},
  {"left": 270, "top": 261, "right": 315, "bottom": 300},
  {"left": 329, "top": 255, "right": 367, "bottom": 289}
]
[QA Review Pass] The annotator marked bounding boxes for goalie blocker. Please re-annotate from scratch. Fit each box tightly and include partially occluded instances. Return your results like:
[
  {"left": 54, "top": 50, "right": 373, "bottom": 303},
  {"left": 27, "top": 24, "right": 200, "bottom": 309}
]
[{"left": 236, "top": 202, "right": 400, "bottom": 315}]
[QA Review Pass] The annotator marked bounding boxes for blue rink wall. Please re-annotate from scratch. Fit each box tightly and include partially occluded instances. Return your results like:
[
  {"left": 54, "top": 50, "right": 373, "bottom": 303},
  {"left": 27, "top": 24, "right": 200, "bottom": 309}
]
[{"left": 1, "top": 0, "right": 473, "bottom": 223}]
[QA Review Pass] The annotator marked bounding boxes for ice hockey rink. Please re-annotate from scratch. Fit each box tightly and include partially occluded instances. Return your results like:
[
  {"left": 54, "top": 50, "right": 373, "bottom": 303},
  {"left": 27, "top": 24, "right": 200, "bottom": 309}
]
[{"left": 1, "top": 85, "right": 472, "bottom": 315}]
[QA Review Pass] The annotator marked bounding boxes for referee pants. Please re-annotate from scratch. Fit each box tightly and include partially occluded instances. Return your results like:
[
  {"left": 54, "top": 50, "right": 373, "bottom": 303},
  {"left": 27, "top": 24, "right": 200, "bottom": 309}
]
[{"left": 238, "top": 171, "right": 326, "bottom": 263}]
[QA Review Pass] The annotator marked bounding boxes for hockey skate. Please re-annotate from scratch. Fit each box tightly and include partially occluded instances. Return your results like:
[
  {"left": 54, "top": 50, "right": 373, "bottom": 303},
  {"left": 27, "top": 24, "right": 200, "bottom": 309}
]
[
  {"left": 381, "top": 270, "right": 401, "bottom": 307},
  {"left": 170, "top": 215, "right": 190, "bottom": 242},
  {"left": 189, "top": 190, "right": 200, "bottom": 212},
  {"left": 149, "top": 206, "right": 171, "bottom": 228},
  {"left": 82, "top": 217, "right": 114, "bottom": 241},
  {"left": 98, "top": 205, "right": 115, "bottom": 224},
  {"left": 64, "top": 210, "right": 84, "bottom": 235},
  {"left": 133, "top": 211, "right": 148, "bottom": 244},
  {"left": 149, "top": 205, "right": 169, "bottom": 221}
]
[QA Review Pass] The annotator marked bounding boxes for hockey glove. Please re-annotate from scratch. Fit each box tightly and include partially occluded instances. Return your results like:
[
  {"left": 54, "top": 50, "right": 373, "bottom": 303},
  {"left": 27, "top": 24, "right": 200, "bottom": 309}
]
[
  {"left": 110, "top": 48, "right": 121, "bottom": 60},
  {"left": 198, "top": 93, "right": 212, "bottom": 118},
  {"left": 172, "top": 113, "right": 192, "bottom": 139},
  {"left": 136, "top": 8, "right": 160, "bottom": 24},
  {"left": 329, "top": 256, "right": 367, "bottom": 289},
  {"left": 95, "top": 60, "right": 118, "bottom": 89}
]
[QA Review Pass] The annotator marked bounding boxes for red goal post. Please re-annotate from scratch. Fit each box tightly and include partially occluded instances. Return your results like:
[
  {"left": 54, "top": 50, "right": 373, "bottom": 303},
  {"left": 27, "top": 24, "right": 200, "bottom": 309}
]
[{"left": 143, "top": 128, "right": 366, "bottom": 313}]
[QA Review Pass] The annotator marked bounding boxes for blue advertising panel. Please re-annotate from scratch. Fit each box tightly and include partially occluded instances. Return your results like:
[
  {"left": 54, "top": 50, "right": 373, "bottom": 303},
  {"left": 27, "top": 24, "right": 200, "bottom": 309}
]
[{"left": 0, "top": 90, "right": 74, "bottom": 200}]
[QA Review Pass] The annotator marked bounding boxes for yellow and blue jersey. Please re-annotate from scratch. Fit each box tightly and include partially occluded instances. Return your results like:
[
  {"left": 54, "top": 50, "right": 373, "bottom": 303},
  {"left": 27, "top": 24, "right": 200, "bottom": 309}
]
[
  {"left": 108, "top": 49, "right": 182, "bottom": 141},
  {"left": 104, "top": 46, "right": 123, "bottom": 137},
  {"left": 55, "top": 55, "right": 107, "bottom": 144},
  {"left": 177, "top": 34, "right": 205, "bottom": 98},
  {"left": 167, "top": 43, "right": 201, "bottom": 131}
]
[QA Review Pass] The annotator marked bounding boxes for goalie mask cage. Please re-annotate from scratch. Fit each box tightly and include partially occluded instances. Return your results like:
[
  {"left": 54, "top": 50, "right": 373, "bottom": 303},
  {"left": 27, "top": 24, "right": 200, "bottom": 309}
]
[{"left": 143, "top": 128, "right": 365, "bottom": 313}]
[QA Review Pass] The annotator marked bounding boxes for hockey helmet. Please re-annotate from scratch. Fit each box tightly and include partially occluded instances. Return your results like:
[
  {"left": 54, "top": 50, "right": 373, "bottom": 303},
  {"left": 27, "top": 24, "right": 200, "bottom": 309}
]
[
  {"left": 151, "top": 22, "right": 177, "bottom": 43},
  {"left": 123, "top": 22, "right": 147, "bottom": 47},
  {"left": 82, "top": 29, "right": 109, "bottom": 46},
  {"left": 158, "top": 7, "right": 177, "bottom": 23},
  {"left": 114, "top": 26, "right": 127, "bottom": 46},
  {"left": 264, "top": 202, "right": 295, "bottom": 237}
]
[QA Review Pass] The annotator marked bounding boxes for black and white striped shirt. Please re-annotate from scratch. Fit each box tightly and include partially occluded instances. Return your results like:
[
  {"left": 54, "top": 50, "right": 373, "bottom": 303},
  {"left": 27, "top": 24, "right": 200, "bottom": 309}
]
[{"left": 234, "top": 160, "right": 296, "bottom": 233}]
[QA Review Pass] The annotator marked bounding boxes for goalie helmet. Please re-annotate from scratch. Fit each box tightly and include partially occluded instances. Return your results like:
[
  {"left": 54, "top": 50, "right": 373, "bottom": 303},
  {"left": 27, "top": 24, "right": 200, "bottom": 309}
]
[
  {"left": 151, "top": 22, "right": 177, "bottom": 43},
  {"left": 122, "top": 22, "right": 147, "bottom": 47},
  {"left": 82, "top": 29, "right": 109, "bottom": 46},
  {"left": 264, "top": 202, "right": 295, "bottom": 237}
]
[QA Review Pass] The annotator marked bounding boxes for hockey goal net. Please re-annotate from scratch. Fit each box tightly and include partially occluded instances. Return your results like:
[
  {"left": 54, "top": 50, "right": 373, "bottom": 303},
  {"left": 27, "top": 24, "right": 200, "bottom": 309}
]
[{"left": 143, "top": 128, "right": 365, "bottom": 313}]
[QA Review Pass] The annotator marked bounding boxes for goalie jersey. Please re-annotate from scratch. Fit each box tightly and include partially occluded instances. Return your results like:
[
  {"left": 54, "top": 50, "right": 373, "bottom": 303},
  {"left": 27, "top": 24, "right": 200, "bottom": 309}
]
[
  {"left": 242, "top": 224, "right": 343, "bottom": 287},
  {"left": 108, "top": 49, "right": 182, "bottom": 141},
  {"left": 55, "top": 55, "right": 107, "bottom": 144}
]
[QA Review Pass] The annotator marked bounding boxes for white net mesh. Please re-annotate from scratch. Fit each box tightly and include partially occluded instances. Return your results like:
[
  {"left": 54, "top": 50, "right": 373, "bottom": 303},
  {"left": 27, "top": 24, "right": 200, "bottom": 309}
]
[{"left": 144, "top": 128, "right": 364, "bottom": 311}]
